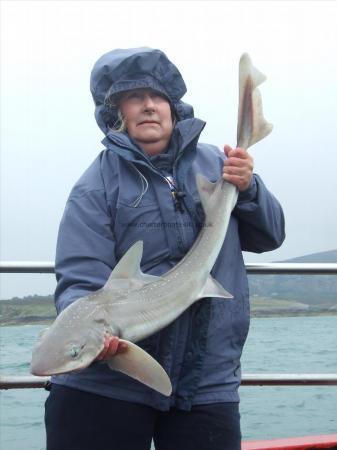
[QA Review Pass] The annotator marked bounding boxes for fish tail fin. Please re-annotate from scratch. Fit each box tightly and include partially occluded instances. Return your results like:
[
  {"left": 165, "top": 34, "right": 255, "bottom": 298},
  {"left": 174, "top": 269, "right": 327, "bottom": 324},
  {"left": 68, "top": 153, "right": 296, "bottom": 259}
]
[
  {"left": 106, "top": 340, "right": 172, "bottom": 396},
  {"left": 237, "top": 53, "right": 273, "bottom": 149}
]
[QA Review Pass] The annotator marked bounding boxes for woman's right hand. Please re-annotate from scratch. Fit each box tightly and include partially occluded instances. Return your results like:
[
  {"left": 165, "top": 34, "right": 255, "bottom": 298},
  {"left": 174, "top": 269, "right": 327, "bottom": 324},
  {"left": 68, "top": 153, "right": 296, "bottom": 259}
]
[{"left": 96, "top": 336, "right": 128, "bottom": 361}]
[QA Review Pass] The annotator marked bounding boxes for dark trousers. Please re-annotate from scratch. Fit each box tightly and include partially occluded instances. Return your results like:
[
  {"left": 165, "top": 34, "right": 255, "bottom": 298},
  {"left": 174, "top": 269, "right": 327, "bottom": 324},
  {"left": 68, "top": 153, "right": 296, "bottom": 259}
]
[{"left": 45, "top": 384, "right": 241, "bottom": 450}]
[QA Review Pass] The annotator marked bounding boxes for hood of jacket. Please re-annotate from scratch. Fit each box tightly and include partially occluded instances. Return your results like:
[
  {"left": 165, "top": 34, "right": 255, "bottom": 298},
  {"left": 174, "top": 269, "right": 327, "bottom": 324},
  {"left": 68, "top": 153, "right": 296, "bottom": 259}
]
[{"left": 90, "top": 47, "right": 194, "bottom": 135}]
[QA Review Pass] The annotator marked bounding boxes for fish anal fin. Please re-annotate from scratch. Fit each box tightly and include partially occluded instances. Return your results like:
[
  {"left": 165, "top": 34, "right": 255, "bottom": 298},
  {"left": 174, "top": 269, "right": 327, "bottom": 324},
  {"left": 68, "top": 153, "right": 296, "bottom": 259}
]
[
  {"left": 198, "top": 275, "right": 233, "bottom": 299},
  {"left": 106, "top": 340, "right": 172, "bottom": 396}
]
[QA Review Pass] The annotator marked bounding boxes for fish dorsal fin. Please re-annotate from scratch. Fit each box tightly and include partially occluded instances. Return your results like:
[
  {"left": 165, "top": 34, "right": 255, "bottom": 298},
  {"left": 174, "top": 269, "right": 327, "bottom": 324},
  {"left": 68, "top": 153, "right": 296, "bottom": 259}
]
[
  {"left": 195, "top": 174, "right": 218, "bottom": 215},
  {"left": 197, "top": 275, "right": 233, "bottom": 300},
  {"left": 104, "top": 241, "right": 161, "bottom": 291},
  {"left": 109, "top": 241, "right": 143, "bottom": 280}
]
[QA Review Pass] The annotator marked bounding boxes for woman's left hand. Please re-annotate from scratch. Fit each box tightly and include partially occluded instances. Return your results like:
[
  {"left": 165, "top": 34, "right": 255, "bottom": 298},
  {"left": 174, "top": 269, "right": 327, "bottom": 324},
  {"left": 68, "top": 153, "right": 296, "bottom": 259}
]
[
  {"left": 96, "top": 335, "right": 128, "bottom": 361},
  {"left": 222, "top": 145, "right": 254, "bottom": 192}
]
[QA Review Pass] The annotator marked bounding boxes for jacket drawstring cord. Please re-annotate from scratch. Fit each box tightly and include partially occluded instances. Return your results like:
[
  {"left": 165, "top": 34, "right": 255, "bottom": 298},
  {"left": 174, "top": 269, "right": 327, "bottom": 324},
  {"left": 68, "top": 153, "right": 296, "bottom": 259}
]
[{"left": 130, "top": 163, "right": 149, "bottom": 207}]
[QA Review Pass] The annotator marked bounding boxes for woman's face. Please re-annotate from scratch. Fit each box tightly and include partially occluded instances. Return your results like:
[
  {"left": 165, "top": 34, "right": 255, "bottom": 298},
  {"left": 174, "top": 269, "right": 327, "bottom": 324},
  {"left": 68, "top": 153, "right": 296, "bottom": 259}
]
[{"left": 118, "top": 88, "right": 174, "bottom": 155}]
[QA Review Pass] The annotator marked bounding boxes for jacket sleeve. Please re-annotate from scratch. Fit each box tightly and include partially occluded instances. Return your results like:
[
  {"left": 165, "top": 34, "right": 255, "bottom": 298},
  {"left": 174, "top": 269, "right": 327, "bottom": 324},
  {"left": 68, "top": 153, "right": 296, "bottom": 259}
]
[
  {"left": 233, "top": 174, "right": 285, "bottom": 253},
  {"left": 54, "top": 185, "right": 116, "bottom": 314}
]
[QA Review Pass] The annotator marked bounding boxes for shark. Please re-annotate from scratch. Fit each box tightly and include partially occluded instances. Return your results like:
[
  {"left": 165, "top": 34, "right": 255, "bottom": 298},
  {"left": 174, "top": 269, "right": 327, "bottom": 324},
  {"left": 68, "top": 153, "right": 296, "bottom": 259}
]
[{"left": 30, "top": 53, "right": 273, "bottom": 396}]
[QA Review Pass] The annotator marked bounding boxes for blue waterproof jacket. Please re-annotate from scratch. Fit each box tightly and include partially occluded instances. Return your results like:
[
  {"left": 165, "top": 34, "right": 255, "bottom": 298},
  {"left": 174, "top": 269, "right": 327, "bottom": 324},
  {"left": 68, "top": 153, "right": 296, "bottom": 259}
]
[{"left": 53, "top": 48, "right": 285, "bottom": 411}]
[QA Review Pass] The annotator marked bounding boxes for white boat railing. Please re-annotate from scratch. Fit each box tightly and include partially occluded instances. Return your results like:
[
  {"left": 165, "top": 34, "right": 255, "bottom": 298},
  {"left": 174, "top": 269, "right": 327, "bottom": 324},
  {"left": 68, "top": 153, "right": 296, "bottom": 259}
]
[
  {"left": 1, "top": 261, "right": 337, "bottom": 274},
  {"left": 1, "top": 373, "right": 337, "bottom": 390},
  {"left": 1, "top": 262, "right": 337, "bottom": 389}
]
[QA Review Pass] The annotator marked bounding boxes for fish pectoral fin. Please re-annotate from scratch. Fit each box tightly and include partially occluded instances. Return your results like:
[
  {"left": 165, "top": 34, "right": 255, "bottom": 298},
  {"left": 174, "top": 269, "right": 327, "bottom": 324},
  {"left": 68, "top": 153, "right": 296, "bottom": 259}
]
[
  {"left": 198, "top": 275, "right": 233, "bottom": 299},
  {"left": 106, "top": 340, "right": 172, "bottom": 396}
]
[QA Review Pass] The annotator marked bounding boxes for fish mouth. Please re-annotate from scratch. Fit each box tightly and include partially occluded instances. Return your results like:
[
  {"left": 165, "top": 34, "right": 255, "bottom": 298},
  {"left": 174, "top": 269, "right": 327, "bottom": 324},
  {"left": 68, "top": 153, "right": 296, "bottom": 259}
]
[
  {"left": 31, "top": 362, "right": 88, "bottom": 377},
  {"left": 30, "top": 355, "right": 95, "bottom": 377}
]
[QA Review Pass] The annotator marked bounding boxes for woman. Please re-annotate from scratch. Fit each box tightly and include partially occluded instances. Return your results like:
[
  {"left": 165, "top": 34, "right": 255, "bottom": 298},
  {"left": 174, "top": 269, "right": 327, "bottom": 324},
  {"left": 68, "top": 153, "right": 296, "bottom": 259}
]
[{"left": 45, "top": 47, "right": 285, "bottom": 450}]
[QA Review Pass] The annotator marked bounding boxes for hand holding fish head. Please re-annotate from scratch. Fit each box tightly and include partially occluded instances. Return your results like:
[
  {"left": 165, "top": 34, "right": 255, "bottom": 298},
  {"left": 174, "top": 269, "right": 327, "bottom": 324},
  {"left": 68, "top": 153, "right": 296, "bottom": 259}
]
[{"left": 96, "top": 335, "right": 128, "bottom": 361}]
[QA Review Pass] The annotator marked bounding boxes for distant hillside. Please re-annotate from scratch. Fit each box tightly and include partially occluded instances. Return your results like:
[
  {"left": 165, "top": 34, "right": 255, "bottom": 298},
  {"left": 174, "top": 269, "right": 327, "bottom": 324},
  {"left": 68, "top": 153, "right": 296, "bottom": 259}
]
[
  {"left": 0, "top": 295, "right": 56, "bottom": 326},
  {"left": 280, "top": 249, "right": 337, "bottom": 263},
  {"left": 249, "top": 249, "right": 337, "bottom": 310}
]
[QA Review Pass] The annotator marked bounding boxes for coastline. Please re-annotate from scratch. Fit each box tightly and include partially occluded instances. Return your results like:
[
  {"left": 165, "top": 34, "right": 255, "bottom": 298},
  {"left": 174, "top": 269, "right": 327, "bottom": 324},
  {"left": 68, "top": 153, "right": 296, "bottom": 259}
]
[{"left": 1, "top": 307, "right": 336, "bottom": 327}]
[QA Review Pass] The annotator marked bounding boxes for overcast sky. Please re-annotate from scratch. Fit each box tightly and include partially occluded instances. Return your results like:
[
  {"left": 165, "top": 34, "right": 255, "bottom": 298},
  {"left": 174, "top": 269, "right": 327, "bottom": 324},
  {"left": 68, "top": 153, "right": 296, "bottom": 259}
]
[{"left": 1, "top": 1, "right": 337, "bottom": 299}]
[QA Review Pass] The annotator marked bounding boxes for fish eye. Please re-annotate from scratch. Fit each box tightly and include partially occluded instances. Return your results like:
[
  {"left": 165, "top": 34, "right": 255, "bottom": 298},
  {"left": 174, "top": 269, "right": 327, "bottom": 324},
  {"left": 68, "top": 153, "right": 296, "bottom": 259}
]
[
  {"left": 69, "top": 345, "right": 80, "bottom": 359},
  {"left": 68, "top": 343, "right": 85, "bottom": 359},
  {"left": 69, "top": 343, "right": 85, "bottom": 359}
]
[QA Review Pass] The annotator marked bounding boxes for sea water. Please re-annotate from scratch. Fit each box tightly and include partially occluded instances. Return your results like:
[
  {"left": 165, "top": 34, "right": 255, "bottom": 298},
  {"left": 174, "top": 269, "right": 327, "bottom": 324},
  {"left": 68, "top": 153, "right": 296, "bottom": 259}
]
[{"left": 1, "top": 316, "right": 336, "bottom": 449}]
